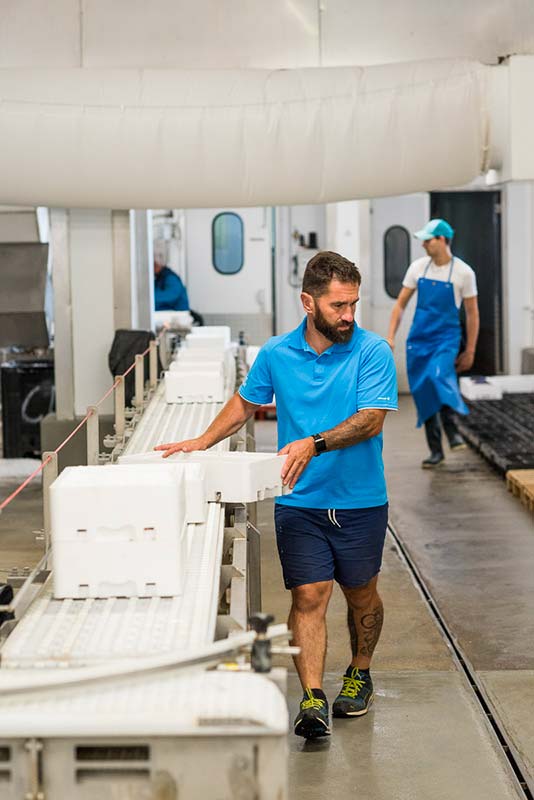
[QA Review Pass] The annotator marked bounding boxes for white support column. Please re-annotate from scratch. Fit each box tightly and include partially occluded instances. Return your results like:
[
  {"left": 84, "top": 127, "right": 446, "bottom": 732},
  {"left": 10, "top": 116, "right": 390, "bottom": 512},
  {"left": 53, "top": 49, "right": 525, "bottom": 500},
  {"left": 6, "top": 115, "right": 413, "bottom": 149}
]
[
  {"left": 50, "top": 208, "right": 154, "bottom": 423},
  {"left": 50, "top": 208, "right": 74, "bottom": 420},
  {"left": 69, "top": 209, "right": 115, "bottom": 416},
  {"left": 112, "top": 210, "right": 133, "bottom": 330},
  {"left": 130, "top": 209, "right": 154, "bottom": 331}
]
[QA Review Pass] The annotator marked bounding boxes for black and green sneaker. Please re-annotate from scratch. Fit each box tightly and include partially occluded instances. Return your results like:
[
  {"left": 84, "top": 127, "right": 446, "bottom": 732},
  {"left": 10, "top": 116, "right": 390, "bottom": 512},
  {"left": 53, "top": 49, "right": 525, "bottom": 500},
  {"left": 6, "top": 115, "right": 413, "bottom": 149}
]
[
  {"left": 332, "top": 667, "right": 374, "bottom": 718},
  {"left": 294, "top": 688, "right": 331, "bottom": 739}
]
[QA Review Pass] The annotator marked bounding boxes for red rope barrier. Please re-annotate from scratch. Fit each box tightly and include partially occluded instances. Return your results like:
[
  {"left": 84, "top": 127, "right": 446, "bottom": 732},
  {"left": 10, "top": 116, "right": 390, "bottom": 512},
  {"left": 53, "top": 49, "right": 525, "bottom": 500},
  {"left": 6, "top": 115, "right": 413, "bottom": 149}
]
[{"left": 0, "top": 334, "right": 164, "bottom": 514}]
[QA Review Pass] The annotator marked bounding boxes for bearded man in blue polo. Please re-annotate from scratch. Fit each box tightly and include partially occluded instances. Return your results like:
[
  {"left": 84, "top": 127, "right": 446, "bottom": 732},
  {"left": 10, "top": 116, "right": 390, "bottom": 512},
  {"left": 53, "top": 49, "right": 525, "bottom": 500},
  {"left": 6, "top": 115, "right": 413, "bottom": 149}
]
[{"left": 156, "top": 251, "right": 398, "bottom": 739}]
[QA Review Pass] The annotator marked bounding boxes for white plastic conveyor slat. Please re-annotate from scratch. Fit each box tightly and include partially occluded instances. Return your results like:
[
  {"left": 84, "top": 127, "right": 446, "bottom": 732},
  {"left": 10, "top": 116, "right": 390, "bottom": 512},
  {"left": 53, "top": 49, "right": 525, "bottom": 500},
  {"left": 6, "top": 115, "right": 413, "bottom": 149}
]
[
  {"left": 124, "top": 384, "right": 228, "bottom": 455},
  {"left": 1, "top": 503, "right": 225, "bottom": 668}
]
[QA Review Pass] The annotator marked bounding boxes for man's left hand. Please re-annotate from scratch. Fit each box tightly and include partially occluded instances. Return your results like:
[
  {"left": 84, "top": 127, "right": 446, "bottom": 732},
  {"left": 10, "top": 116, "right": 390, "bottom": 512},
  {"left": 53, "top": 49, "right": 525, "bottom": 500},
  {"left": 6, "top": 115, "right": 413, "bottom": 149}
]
[
  {"left": 455, "top": 350, "right": 475, "bottom": 373},
  {"left": 278, "top": 437, "right": 316, "bottom": 490}
]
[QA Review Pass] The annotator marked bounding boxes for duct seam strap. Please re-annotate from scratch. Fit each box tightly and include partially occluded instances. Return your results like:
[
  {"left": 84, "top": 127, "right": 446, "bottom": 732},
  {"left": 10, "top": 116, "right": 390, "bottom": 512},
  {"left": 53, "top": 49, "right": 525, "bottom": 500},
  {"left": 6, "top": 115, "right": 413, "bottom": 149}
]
[{"left": 0, "top": 64, "right": 487, "bottom": 110}]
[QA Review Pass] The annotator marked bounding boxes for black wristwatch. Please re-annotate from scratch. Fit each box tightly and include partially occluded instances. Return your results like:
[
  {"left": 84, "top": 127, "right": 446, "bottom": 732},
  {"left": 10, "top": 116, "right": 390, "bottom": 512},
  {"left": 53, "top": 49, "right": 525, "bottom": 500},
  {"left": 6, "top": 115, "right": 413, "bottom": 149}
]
[{"left": 312, "top": 433, "right": 327, "bottom": 456}]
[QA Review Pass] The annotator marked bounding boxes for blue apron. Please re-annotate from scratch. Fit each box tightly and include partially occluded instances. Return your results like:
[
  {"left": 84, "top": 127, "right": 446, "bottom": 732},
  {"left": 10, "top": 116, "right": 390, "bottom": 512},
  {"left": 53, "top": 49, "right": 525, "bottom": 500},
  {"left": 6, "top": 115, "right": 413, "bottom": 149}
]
[{"left": 406, "top": 258, "right": 469, "bottom": 427}]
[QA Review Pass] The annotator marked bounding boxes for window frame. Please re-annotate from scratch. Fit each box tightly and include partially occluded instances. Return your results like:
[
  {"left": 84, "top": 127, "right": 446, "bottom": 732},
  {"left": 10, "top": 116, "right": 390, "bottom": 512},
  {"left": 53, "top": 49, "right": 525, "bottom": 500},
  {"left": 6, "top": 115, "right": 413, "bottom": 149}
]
[
  {"left": 383, "top": 224, "right": 411, "bottom": 299},
  {"left": 211, "top": 212, "right": 245, "bottom": 275}
]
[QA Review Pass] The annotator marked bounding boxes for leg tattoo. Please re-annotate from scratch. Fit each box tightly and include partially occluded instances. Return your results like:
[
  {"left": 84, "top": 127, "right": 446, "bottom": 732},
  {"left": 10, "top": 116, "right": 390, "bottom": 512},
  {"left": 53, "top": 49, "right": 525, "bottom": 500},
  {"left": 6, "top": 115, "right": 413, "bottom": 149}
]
[
  {"left": 358, "top": 605, "right": 384, "bottom": 659},
  {"left": 347, "top": 607, "right": 358, "bottom": 658},
  {"left": 343, "top": 580, "right": 384, "bottom": 668}
]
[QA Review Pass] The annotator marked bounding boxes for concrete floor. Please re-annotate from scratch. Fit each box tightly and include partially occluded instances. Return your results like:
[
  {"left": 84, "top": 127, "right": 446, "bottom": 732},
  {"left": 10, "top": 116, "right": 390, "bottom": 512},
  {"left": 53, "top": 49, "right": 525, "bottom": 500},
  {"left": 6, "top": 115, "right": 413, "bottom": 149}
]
[
  {"left": 0, "top": 460, "right": 43, "bottom": 582},
  {"left": 384, "top": 396, "right": 534, "bottom": 797},
  {"left": 255, "top": 399, "right": 532, "bottom": 799},
  {"left": 0, "top": 399, "right": 532, "bottom": 799}
]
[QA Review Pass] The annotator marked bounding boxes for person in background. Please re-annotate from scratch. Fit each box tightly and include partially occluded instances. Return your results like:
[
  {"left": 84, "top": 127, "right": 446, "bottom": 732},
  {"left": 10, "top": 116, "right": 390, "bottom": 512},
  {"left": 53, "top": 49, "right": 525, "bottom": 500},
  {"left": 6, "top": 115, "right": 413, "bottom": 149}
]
[
  {"left": 154, "top": 251, "right": 398, "bottom": 740},
  {"left": 154, "top": 241, "right": 190, "bottom": 311},
  {"left": 386, "top": 218, "right": 480, "bottom": 468}
]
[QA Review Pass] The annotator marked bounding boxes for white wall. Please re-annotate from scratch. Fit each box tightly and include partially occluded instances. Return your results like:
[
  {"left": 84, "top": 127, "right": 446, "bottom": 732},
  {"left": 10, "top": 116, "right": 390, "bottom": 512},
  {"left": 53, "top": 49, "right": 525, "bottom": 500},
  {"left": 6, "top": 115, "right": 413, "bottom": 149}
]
[
  {"left": 502, "top": 182, "right": 534, "bottom": 373},
  {"left": 509, "top": 58, "right": 534, "bottom": 181},
  {"left": 369, "top": 194, "right": 429, "bottom": 391}
]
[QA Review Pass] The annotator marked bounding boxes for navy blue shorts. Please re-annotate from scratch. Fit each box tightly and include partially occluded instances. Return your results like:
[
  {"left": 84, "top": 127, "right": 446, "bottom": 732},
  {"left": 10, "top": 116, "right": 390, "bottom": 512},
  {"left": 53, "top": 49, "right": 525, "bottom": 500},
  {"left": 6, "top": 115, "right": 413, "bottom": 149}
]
[{"left": 274, "top": 503, "right": 388, "bottom": 590}]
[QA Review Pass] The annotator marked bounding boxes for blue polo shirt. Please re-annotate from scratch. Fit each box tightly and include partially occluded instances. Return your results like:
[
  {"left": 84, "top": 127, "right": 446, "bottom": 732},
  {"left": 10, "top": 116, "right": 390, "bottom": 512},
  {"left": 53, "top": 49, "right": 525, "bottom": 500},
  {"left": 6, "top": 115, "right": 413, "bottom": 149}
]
[{"left": 239, "top": 319, "right": 398, "bottom": 509}]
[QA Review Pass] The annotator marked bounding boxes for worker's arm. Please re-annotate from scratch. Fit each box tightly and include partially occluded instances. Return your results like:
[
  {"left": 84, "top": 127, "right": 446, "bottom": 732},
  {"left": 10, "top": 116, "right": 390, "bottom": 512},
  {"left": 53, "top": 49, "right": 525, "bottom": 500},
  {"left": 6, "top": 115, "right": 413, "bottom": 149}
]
[
  {"left": 386, "top": 286, "right": 415, "bottom": 349},
  {"left": 154, "top": 392, "right": 258, "bottom": 457},
  {"left": 279, "top": 409, "right": 389, "bottom": 489},
  {"left": 456, "top": 296, "right": 480, "bottom": 373}
]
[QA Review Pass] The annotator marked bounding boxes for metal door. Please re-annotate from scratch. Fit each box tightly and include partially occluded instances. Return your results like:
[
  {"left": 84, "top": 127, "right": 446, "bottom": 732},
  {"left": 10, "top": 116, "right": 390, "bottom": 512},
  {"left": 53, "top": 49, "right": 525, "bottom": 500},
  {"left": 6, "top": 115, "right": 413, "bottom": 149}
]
[
  {"left": 185, "top": 207, "right": 273, "bottom": 345},
  {"left": 430, "top": 191, "right": 503, "bottom": 375}
]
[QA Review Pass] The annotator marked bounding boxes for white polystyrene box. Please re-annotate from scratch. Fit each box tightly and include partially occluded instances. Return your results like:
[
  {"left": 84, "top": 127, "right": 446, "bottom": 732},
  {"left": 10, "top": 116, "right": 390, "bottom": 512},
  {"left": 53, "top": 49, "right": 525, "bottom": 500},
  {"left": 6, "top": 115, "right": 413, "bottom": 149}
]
[
  {"left": 174, "top": 347, "right": 235, "bottom": 383},
  {"left": 246, "top": 345, "right": 260, "bottom": 368},
  {"left": 460, "top": 374, "right": 534, "bottom": 401},
  {"left": 154, "top": 310, "right": 193, "bottom": 329},
  {"left": 169, "top": 360, "right": 223, "bottom": 375},
  {"left": 184, "top": 463, "right": 206, "bottom": 523},
  {"left": 490, "top": 374, "right": 534, "bottom": 393},
  {"left": 459, "top": 377, "right": 502, "bottom": 401},
  {"left": 189, "top": 325, "right": 231, "bottom": 345},
  {"left": 119, "top": 451, "right": 292, "bottom": 503},
  {"left": 51, "top": 464, "right": 190, "bottom": 600},
  {"left": 184, "top": 334, "right": 228, "bottom": 356},
  {"left": 174, "top": 348, "right": 225, "bottom": 362},
  {"left": 164, "top": 369, "right": 225, "bottom": 403}
]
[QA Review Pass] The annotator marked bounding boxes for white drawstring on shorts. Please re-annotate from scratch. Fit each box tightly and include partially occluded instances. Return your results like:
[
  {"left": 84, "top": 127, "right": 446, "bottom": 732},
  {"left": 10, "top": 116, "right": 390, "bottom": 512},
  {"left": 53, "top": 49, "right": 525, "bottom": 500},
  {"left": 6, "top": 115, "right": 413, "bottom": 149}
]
[{"left": 327, "top": 508, "right": 342, "bottom": 528}]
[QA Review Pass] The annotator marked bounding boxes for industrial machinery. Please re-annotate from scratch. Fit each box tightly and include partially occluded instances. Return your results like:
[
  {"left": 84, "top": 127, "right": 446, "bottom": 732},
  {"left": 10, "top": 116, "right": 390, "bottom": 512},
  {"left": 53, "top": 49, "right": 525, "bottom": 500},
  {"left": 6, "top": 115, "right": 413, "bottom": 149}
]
[{"left": 0, "top": 327, "right": 291, "bottom": 800}]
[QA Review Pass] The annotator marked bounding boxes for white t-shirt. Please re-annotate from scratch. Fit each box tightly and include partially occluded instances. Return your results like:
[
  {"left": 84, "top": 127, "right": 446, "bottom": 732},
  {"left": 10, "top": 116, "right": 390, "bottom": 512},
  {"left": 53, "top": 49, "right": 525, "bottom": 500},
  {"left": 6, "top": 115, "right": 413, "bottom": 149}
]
[{"left": 402, "top": 256, "right": 478, "bottom": 309}]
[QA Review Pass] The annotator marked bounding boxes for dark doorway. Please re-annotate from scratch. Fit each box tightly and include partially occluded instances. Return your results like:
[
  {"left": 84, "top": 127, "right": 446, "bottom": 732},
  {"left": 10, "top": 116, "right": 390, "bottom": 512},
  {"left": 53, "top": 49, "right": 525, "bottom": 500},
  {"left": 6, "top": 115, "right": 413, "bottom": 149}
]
[{"left": 430, "top": 191, "right": 503, "bottom": 375}]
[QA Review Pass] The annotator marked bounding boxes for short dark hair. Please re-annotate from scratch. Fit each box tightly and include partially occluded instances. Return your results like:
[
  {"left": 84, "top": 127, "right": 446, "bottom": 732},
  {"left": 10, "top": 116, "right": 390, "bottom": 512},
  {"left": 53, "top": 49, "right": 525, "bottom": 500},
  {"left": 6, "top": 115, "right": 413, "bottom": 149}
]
[{"left": 302, "top": 251, "right": 361, "bottom": 298}]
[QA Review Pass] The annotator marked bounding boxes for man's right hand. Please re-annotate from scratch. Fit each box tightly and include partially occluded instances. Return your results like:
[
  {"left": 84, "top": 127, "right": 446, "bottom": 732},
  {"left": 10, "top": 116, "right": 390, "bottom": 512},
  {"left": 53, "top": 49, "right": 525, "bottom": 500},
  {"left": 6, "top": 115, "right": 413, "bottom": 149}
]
[
  {"left": 154, "top": 437, "right": 209, "bottom": 458},
  {"left": 386, "top": 337, "right": 395, "bottom": 351}
]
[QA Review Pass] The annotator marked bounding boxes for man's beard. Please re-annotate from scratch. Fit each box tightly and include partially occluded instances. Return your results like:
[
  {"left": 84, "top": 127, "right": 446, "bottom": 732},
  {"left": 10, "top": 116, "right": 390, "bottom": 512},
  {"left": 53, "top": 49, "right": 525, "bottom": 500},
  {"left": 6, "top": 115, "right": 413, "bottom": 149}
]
[{"left": 313, "top": 306, "right": 355, "bottom": 344}]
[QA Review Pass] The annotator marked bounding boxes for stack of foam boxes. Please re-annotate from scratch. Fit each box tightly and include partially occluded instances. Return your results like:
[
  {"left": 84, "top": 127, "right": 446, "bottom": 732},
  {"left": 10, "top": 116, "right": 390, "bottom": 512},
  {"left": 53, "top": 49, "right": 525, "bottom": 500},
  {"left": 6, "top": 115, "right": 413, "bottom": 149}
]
[
  {"left": 50, "top": 462, "right": 205, "bottom": 600},
  {"left": 460, "top": 374, "right": 534, "bottom": 402},
  {"left": 50, "top": 452, "right": 290, "bottom": 600},
  {"left": 165, "top": 326, "right": 235, "bottom": 403}
]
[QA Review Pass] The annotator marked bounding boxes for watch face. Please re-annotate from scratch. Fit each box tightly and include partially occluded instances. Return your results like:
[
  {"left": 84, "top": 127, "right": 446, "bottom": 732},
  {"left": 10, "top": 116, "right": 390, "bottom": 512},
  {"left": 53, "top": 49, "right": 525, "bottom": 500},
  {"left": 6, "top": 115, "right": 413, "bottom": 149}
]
[{"left": 313, "top": 435, "right": 326, "bottom": 454}]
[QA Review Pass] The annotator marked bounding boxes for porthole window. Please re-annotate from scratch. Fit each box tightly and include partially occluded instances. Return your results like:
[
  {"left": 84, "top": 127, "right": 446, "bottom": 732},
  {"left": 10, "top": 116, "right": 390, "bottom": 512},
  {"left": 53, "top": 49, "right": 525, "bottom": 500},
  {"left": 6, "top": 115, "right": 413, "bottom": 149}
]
[
  {"left": 384, "top": 225, "right": 411, "bottom": 299},
  {"left": 212, "top": 213, "right": 244, "bottom": 275}
]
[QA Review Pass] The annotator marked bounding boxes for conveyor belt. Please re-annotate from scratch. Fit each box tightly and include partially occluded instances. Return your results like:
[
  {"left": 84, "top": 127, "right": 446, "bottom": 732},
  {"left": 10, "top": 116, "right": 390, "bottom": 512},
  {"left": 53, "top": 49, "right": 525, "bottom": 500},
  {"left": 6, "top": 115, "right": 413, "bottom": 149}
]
[
  {"left": 1, "top": 503, "right": 224, "bottom": 668},
  {"left": 458, "top": 393, "right": 534, "bottom": 473},
  {"left": 124, "top": 383, "right": 227, "bottom": 455}
]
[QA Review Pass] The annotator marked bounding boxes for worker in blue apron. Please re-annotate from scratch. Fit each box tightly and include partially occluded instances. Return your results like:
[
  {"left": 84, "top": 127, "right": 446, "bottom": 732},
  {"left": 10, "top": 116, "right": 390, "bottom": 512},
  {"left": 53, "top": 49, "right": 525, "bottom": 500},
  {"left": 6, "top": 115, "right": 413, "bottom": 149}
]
[
  {"left": 406, "top": 256, "right": 468, "bottom": 431},
  {"left": 387, "top": 218, "right": 480, "bottom": 468}
]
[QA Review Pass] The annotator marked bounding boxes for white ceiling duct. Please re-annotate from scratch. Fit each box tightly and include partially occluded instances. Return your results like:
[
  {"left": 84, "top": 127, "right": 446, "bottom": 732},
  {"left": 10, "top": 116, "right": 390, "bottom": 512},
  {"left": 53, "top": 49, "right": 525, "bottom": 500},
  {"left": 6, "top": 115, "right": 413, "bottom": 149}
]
[{"left": 0, "top": 59, "right": 489, "bottom": 208}]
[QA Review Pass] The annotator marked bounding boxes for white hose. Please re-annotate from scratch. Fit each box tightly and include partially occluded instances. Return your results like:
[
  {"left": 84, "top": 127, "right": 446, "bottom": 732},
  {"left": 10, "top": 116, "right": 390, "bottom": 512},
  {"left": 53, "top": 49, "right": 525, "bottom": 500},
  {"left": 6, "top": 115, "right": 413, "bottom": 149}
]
[{"left": 0, "top": 623, "right": 290, "bottom": 696}]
